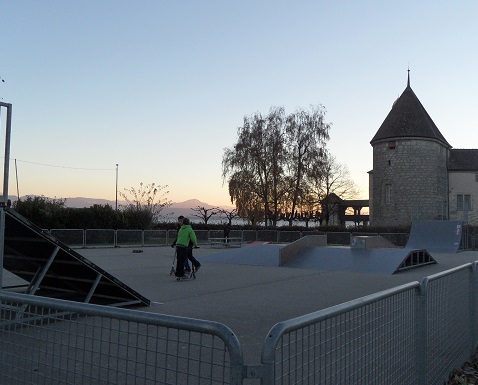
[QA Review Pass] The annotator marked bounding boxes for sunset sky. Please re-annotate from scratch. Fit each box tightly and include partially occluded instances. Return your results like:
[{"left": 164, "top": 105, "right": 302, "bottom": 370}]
[{"left": 1, "top": 1, "right": 477, "bottom": 207}]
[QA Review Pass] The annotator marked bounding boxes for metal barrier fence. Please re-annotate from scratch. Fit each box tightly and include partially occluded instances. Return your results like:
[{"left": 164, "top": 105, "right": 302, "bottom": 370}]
[
  {"left": 2, "top": 262, "right": 478, "bottom": 384},
  {"left": 260, "top": 262, "right": 478, "bottom": 385},
  {"left": 261, "top": 282, "right": 419, "bottom": 384},
  {"left": 0, "top": 291, "right": 244, "bottom": 385},
  {"left": 49, "top": 229, "right": 413, "bottom": 248}
]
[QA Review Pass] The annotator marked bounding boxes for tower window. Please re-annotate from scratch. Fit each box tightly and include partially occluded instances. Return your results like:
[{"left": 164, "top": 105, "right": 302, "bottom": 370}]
[
  {"left": 387, "top": 141, "right": 396, "bottom": 149},
  {"left": 457, "top": 194, "right": 472, "bottom": 211},
  {"left": 475, "top": 173, "right": 478, "bottom": 182},
  {"left": 385, "top": 184, "right": 392, "bottom": 204},
  {"left": 388, "top": 160, "right": 392, "bottom": 166}
]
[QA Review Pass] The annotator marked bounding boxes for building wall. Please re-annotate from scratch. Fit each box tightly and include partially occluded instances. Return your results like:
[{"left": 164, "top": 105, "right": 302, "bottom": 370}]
[
  {"left": 449, "top": 171, "right": 478, "bottom": 224},
  {"left": 371, "top": 138, "right": 448, "bottom": 227}
]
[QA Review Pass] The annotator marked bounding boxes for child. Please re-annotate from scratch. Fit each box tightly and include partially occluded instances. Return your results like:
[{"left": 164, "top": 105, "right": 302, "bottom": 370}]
[
  {"left": 171, "top": 215, "right": 191, "bottom": 272},
  {"left": 175, "top": 218, "right": 201, "bottom": 277}
]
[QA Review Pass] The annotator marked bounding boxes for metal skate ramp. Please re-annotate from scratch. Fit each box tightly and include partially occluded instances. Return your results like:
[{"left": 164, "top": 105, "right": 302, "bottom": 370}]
[
  {"left": 1, "top": 207, "right": 150, "bottom": 307},
  {"left": 406, "top": 220, "right": 464, "bottom": 253},
  {"left": 201, "top": 243, "right": 436, "bottom": 274},
  {"left": 284, "top": 246, "right": 436, "bottom": 274}
]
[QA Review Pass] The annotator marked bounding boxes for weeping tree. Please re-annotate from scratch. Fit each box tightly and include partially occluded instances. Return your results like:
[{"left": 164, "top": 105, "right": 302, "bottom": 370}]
[
  {"left": 222, "top": 108, "right": 286, "bottom": 226},
  {"left": 284, "top": 105, "right": 330, "bottom": 225},
  {"left": 222, "top": 105, "right": 331, "bottom": 226},
  {"left": 228, "top": 170, "right": 265, "bottom": 225}
]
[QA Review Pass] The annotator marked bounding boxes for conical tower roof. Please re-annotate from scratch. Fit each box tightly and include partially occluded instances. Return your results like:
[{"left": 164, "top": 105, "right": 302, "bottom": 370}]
[{"left": 370, "top": 74, "right": 450, "bottom": 147}]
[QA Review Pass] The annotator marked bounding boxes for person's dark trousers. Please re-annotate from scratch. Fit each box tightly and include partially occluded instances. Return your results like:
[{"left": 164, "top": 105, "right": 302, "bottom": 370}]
[
  {"left": 184, "top": 255, "right": 191, "bottom": 271},
  {"left": 175, "top": 246, "right": 188, "bottom": 277},
  {"left": 187, "top": 247, "right": 201, "bottom": 269}
]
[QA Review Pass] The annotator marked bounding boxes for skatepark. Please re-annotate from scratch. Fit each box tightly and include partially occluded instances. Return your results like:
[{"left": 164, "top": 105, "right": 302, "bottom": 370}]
[
  {"left": 71, "top": 219, "right": 474, "bottom": 365},
  {"left": 1, "top": 208, "right": 478, "bottom": 383}
]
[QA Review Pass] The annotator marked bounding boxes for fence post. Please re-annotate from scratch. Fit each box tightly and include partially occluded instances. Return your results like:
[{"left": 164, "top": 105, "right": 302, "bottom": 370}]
[
  {"left": 470, "top": 263, "right": 477, "bottom": 355},
  {"left": 416, "top": 279, "right": 428, "bottom": 385}
]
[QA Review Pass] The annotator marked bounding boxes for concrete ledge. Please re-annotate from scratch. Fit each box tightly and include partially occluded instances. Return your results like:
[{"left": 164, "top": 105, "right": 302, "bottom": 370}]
[{"left": 279, "top": 235, "right": 327, "bottom": 266}]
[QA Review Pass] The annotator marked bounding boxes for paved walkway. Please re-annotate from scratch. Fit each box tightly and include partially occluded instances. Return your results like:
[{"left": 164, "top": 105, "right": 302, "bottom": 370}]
[{"left": 78, "top": 245, "right": 478, "bottom": 364}]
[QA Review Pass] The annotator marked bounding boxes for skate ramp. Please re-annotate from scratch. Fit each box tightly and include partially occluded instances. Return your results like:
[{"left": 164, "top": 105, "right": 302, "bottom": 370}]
[
  {"left": 2, "top": 208, "right": 150, "bottom": 307},
  {"left": 284, "top": 246, "right": 436, "bottom": 274},
  {"left": 406, "top": 220, "right": 464, "bottom": 253},
  {"left": 202, "top": 242, "right": 435, "bottom": 274}
]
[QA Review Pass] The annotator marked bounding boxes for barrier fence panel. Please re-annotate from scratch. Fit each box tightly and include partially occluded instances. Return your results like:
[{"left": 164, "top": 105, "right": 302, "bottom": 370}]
[
  {"left": 301, "top": 231, "right": 325, "bottom": 237},
  {"left": 50, "top": 229, "right": 85, "bottom": 248},
  {"left": 116, "top": 230, "right": 143, "bottom": 247},
  {"left": 351, "top": 232, "right": 379, "bottom": 237},
  {"left": 421, "top": 264, "right": 475, "bottom": 385},
  {"left": 85, "top": 229, "right": 115, "bottom": 248},
  {"left": 229, "top": 230, "right": 243, "bottom": 240},
  {"left": 257, "top": 230, "right": 278, "bottom": 243},
  {"left": 144, "top": 230, "right": 168, "bottom": 246},
  {"left": 261, "top": 283, "right": 419, "bottom": 385},
  {"left": 0, "top": 292, "right": 244, "bottom": 385},
  {"left": 195, "top": 230, "right": 209, "bottom": 244},
  {"left": 277, "top": 231, "right": 301, "bottom": 243},
  {"left": 168, "top": 230, "right": 178, "bottom": 246},
  {"left": 326, "top": 232, "right": 351, "bottom": 246},
  {"left": 209, "top": 230, "right": 224, "bottom": 238},
  {"left": 242, "top": 230, "right": 257, "bottom": 243}
]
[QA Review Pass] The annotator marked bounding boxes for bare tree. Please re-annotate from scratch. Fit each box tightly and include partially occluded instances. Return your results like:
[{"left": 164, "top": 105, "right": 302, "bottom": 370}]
[
  {"left": 119, "top": 182, "right": 171, "bottom": 228},
  {"left": 190, "top": 206, "right": 220, "bottom": 224},
  {"left": 307, "top": 154, "right": 359, "bottom": 225},
  {"left": 218, "top": 207, "right": 239, "bottom": 226}
]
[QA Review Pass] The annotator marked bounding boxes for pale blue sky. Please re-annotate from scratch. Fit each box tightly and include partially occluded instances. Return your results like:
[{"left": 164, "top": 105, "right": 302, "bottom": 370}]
[{"left": 1, "top": 1, "right": 477, "bottom": 206}]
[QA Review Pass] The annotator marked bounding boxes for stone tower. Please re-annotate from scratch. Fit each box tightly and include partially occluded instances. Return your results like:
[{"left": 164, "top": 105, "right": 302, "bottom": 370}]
[{"left": 369, "top": 73, "right": 451, "bottom": 227}]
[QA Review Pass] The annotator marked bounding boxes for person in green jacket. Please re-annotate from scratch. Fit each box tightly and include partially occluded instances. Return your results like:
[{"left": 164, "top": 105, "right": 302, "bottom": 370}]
[{"left": 175, "top": 217, "right": 201, "bottom": 278}]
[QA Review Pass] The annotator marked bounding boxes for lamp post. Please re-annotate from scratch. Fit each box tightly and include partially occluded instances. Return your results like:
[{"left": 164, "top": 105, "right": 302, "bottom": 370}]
[
  {"left": 115, "top": 164, "right": 119, "bottom": 211},
  {"left": 0, "top": 101, "right": 12, "bottom": 289}
]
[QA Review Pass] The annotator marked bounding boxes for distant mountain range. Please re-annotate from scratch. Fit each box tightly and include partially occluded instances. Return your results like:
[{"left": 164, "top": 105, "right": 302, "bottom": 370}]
[{"left": 8, "top": 196, "right": 234, "bottom": 223}]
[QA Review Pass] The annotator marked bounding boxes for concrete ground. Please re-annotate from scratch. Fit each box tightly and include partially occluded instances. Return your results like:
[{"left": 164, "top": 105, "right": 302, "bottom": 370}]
[{"left": 78, "top": 244, "right": 478, "bottom": 364}]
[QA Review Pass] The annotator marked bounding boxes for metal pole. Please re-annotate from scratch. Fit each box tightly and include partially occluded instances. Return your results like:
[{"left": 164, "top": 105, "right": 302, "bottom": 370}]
[
  {"left": 115, "top": 164, "right": 118, "bottom": 210},
  {"left": 1, "top": 102, "right": 12, "bottom": 203},
  {"left": 15, "top": 158, "right": 19, "bottom": 201},
  {"left": 0, "top": 102, "right": 12, "bottom": 289}
]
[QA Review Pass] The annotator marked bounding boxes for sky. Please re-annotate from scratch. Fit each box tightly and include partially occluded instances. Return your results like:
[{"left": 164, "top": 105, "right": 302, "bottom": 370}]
[{"left": 0, "top": 1, "right": 477, "bottom": 207}]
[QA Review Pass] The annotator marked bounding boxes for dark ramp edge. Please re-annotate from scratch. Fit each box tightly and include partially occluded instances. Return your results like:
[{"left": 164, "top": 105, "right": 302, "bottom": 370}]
[{"left": 2, "top": 208, "right": 150, "bottom": 307}]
